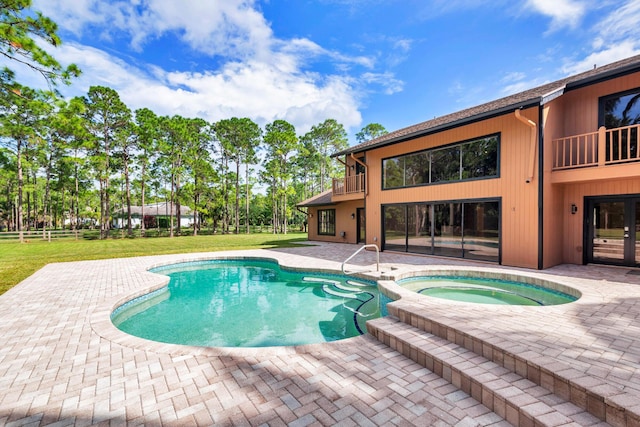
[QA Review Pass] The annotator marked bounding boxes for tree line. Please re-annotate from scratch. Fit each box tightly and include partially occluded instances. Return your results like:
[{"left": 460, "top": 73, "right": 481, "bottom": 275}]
[{"left": 0, "top": 1, "right": 387, "bottom": 241}]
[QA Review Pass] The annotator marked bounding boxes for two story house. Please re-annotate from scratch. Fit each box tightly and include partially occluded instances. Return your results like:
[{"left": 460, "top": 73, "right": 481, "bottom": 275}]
[{"left": 298, "top": 54, "right": 640, "bottom": 270}]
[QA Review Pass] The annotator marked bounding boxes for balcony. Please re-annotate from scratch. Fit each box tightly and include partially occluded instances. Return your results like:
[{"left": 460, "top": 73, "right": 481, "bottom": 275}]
[
  {"left": 552, "top": 124, "right": 640, "bottom": 170},
  {"left": 550, "top": 124, "right": 640, "bottom": 184},
  {"left": 332, "top": 174, "right": 365, "bottom": 200}
]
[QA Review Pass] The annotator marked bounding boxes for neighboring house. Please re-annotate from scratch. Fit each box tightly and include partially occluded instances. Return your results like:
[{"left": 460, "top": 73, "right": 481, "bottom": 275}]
[
  {"left": 112, "top": 202, "right": 193, "bottom": 229},
  {"left": 298, "top": 54, "right": 640, "bottom": 269}
]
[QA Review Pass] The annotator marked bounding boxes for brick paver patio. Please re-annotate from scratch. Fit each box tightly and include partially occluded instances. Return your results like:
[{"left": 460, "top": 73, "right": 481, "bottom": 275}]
[{"left": 1, "top": 242, "right": 639, "bottom": 426}]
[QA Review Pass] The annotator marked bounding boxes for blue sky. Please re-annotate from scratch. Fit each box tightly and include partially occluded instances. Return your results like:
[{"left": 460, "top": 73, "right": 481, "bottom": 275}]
[{"left": 16, "top": 0, "right": 640, "bottom": 144}]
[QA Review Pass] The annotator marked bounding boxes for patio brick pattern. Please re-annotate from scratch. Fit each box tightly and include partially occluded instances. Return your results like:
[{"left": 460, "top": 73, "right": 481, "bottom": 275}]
[{"left": 1, "top": 242, "right": 639, "bottom": 426}]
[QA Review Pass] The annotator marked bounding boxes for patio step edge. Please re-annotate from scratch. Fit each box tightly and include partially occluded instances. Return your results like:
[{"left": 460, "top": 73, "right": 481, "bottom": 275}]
[
  {"left": 367, "top": 316, "right": 610, "bottom": 427},
  {"left": 378, "top": 301, "right": 640, "bottom": 427}
]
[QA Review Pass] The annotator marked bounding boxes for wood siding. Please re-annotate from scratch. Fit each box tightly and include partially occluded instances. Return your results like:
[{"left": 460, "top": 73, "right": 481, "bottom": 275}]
[
  {"left": 542, "top": 75, "right": 640, "bottom": 267},
  {"left": 553, "top": 73, "right": 640, "bottom": 138},
  {"left": 307, "top": 68, "right": 640, "bottom": 269},
  {"left": 363, "top": 107, "right": 540, "bottom": 269},
  {"left": 560, "top": 179, "right": 640, "bottom": 265},
  {"left": 306, "top": 200, "right": 364, "bottom": 244}
]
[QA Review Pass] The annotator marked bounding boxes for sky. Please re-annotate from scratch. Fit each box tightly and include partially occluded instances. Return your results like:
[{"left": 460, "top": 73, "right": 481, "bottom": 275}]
[{"left": 12, "top": 0, "right": 640, "bottom": 144}]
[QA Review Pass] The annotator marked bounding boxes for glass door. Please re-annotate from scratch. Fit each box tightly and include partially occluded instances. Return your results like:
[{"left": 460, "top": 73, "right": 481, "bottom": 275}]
[
  {"left": 635, "top": 201, "right": 640, "bottom": 266},
  {"left": 588, "top": 197, "right": 640, "bottom": 266},
  {"left": 357, "top": 208, "right": 366, "bottom": 244}
]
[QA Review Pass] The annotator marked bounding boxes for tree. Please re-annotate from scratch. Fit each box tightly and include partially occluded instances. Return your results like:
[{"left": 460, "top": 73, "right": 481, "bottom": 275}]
[
  {"left": 0, "top": 83, "right": 49, "bottom": 242},
  {"left": 0, "top": 0, "right": 80, "bottom": 88},
  {"left": 82, "top": 86, "right": 131, "bottom": 239},
  {"left": 52, "top": 97, "right": 89, "bottom": 234},
  {"left": 182, "top": 117, "right": 214, "bottom": 236},
  {"left": 133, "top": 108, "right": 159, "bottom": 236},
  {"left": 263, "top": 119, "right": 298, "bottom": 234},
  {"left": 355, "top": 123, "right": 388, "bottom": 143},
  {"left": 114, "top": 121, "right": 136, "bottom": 236},
  {"left": 214, "top": 117, "right": 262, "bottom": 234},
  {"left": 158, "top": 115, "right": 197, "bottom": 237},
  {"left": 300, "top": 119, "right": 348, "bottom": 191}
]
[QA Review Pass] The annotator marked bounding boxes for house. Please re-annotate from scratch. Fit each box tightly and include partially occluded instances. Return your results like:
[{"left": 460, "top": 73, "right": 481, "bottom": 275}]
[
  {"left": 298, "top": 54, "right": 640, "bottom": 269},
  {"left": 112, "top": 202, "right": 193, "bottom": 229}
]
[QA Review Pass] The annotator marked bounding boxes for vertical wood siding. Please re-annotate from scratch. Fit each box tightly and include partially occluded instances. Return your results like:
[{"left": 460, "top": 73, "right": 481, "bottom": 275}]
[
  {"left": 364, "top": 107, "right": 540, "bottom": 269},
  {"left": 542, "top": 75, "right": 640, "bottom": 267},
  {"left": 306, "top": 200, "right": 364, "bottom": 244},
  {"left": 560, "top": 179, "right": 640, "bottom": 264}
]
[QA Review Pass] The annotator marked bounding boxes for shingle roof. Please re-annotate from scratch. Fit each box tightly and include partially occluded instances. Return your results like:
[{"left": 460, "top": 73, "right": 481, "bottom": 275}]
[
  {"left": 296, "top": 190, "right": 335, "bottom": 207},
  {"left": 333, "top": 54, "right": 640, "bottom": 157}
]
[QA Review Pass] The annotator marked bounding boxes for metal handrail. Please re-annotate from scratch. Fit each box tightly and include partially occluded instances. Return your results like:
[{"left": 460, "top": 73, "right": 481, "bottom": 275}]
[{"left": 341, "top": 244, "right": 379, "bottom": 275}]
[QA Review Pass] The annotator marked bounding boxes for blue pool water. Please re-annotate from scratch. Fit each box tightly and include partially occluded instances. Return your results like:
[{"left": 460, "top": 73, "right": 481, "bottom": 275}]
[
  {"left": 112, "top": 259, "right": 381, "bottom": 347},
  {"left": 397, "top": 276, "right": 577, "bottom": 306}
]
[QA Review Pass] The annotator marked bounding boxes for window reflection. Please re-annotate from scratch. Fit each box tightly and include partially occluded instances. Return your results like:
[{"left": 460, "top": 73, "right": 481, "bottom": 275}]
[
  {"left": 383, "top": 200, "right": 500, "bottom": 262},
  {"left": 382, "top": 134, "right": 499, "bottom": 189}
]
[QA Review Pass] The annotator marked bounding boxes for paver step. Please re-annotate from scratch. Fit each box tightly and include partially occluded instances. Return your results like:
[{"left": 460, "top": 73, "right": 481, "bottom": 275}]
[
  {"left": 367, "top": 316, "right": 609, "bottom": 427},
  {"left": 385, "top": 301, "right": 640, "bottom": 427}
]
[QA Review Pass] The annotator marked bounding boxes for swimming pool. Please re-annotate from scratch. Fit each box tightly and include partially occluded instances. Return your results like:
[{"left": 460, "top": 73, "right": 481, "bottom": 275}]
[
  {"left": 111, "top": 258, "right": 381, "bottom": 347},
  {"left": 397, "top": 275, "right": 578, "bottom": 306}
]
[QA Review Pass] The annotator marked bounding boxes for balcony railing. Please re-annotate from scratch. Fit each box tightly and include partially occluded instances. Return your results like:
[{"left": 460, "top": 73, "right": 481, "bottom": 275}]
[
  {"left": 333, "top": 174, "right": 365, "bottom": 196},
  {"left": 552, "top": 124, "right": 640, "bottom": 170}
]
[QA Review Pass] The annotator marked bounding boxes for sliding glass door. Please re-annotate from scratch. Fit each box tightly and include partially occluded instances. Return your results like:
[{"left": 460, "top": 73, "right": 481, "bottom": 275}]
[{"left": 383, "top": 200, "right": 500, "bottom": 263}]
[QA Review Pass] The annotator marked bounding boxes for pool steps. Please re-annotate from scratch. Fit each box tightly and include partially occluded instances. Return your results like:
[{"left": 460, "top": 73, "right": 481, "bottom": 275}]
[
  {"left": 368, "top": 304, "right": 640, "bottom": 427},
  {"left": 303, "top": 276, "right": 378, "bottom": 319},
  {"left": 302, "top": 276, "right": 375, "bottom": 300}
]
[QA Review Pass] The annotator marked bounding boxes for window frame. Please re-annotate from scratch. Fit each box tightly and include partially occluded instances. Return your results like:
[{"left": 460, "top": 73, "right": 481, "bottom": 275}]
[
  {"left": 317, "top": 209, "right": 336, "bottom": 236},
  {"left": 382, "top": 197, "right": 501, "bottom": 263},
  {"left": 381, "top": 133, "right": 500, "bottom": 190},
  {"left": 599, "top": 87, "right": 640, "bottom": 127}
]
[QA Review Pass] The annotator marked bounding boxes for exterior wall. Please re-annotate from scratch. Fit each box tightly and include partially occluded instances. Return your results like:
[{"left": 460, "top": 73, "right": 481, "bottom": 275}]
[
  {"left": 541, "top": 99, "right": 566, "bottom": 267},
  {"left": 306, "top": 199, "right": 364, "bottom": 244},
  {"left": 561, "top": 179, "right": 640, "bottom": 264},
  {"left": 363, "top": 107, "right": 541, "bottom": 269},
  {"left": 310, "top": 69, "right": 640, "bottom": 269},
  {"left": 554, "top": 73, "right": 640, "bottom": 137},
  {"left": 542, "top": 74, "right": 640, "bottom": 267}
]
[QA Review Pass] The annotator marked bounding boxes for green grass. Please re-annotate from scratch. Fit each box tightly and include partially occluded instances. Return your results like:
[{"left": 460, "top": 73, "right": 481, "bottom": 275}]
[{"left": 0, "top": 232, "right": 308, "bottom": 296}]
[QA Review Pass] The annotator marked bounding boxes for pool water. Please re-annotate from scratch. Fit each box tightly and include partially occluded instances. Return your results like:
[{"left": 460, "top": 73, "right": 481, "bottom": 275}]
[
  {"left": 397, "top": 276, "right": 576, "bottom": 306},
  {"left": 112, "top": 259, "right": 381, "bottom": 347}
]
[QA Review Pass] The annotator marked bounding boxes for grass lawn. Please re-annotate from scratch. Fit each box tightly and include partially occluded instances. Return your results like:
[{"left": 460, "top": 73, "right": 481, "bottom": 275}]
[{"left": 1, "top": 232, "right": 308, "bottom": 296}]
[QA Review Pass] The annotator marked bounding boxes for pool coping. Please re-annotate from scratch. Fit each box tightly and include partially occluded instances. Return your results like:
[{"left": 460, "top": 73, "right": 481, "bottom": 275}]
[{"left": 90, "top": 254, "right": 382, "bottom": 358}]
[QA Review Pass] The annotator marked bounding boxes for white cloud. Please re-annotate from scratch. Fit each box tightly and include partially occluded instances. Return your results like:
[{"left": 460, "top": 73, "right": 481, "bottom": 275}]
[
  {"left": 594, "top": 0, "right": 640, "bottom": 46},
  {"left": 561, "top": 40, "right": 640, "bottom": 75},
  {"left": 525, "top": 0, "right": 586, "bottom": 30},
  {"left": 29, "top": 0, "right": 401, "bottom": 134},
  {"left": 559, "top": 1, "right": 640, "bottom": 76},
  {"left": 361, "top": 72, "right": 404, "bottom": 95},
  {"left": 34, "top": 0, "right": 274, "bottom": 58},
  {"left": 51, "top": 43, "right": 362, "bottom": 134},
  {"left": 501, "top": 72, "right": 527, "bottom": 84}
]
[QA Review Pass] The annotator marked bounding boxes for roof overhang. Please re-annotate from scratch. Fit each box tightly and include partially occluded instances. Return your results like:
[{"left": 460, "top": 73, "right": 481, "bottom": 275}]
[{"left": 332, "top": 98, "right": 541, "bottom": 157}]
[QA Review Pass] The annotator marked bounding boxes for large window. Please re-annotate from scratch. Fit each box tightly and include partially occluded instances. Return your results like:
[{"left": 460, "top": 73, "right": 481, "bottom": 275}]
[
  {"left": 382, "top": 134, "right": 499, "bottom": 189},
  {"left": 382, "top": 200, "right": 500, "bottom": 262},
  {"left": 317, "top": 209, "right": 336, "bottom": 236},
  {"left": 601, "top": 88, "right": 640, "bottom": 128},
  {"left": 600, "top": 88, "right": 640, "bottom": 162}
]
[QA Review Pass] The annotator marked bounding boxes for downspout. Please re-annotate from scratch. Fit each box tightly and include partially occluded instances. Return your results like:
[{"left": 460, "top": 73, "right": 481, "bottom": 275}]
[
  {"left": 515, "top": 108, "right": 537, "bottom": 183},
  {"left": 350, "top": 153, "right": 368, "bottom": 195},
  {"left": 537, "top": 106, "right": 544, "bottom": 270}
]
